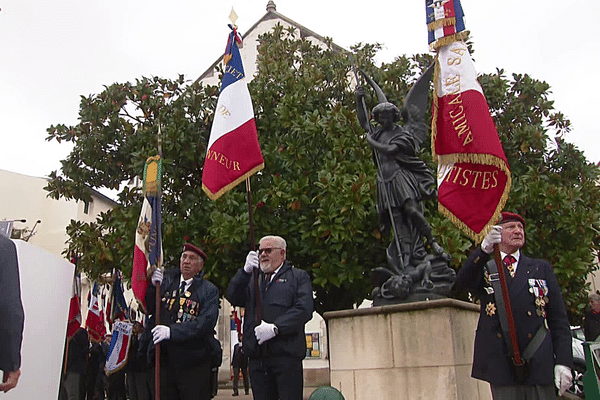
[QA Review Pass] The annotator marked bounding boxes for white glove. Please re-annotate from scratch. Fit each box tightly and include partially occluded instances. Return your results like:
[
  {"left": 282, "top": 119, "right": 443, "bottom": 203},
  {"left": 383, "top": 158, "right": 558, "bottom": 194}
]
[
  {"left": 151, "top": 268, "right": 163, "bottom": 286},
  {"left": 254, "top": 321, "right": 277, "bottom": 345},
  {"left": 554, "top": 364, "right": 572, "bottom": 396},
  {"left": 244, "top": 251, "right": 259, "bottom": 273},
  {"left": 481, "top": 225, "right": 502, "bottom": 254},
  {"left": 151, "top": 325, "right": 170, "bottom": 344}
]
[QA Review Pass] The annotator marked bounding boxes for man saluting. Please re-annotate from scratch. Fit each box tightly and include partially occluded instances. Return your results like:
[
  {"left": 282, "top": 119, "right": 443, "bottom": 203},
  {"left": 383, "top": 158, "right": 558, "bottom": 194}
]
[{"left": 456, "top": 212, "right": 573, "bottom": 399}]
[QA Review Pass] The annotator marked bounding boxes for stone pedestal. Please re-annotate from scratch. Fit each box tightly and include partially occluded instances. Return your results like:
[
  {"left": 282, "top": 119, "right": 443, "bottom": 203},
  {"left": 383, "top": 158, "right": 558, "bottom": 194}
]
[{"left": 323, "top": 298, "right": 492, "bottom": 400}]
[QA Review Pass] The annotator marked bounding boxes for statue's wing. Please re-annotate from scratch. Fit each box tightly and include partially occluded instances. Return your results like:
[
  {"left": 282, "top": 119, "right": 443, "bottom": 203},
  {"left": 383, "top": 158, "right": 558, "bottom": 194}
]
[{"left": 402, "top": 63, "right": 434, "bottom": 148}]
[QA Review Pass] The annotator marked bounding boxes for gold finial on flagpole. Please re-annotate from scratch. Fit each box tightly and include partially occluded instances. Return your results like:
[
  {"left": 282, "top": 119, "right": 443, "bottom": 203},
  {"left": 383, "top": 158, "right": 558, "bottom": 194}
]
[
  {"left": 229, "top": 7, "right": 238, "bottom": 29},
  {"left": 228, "top": 7, "right": 242, "bottom": 49}
]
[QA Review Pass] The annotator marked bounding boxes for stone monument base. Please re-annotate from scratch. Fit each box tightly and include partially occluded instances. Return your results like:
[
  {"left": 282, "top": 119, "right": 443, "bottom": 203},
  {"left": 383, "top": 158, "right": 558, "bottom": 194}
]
[{"left": 323, "top": 298, "right": 492, "bottom": 400}]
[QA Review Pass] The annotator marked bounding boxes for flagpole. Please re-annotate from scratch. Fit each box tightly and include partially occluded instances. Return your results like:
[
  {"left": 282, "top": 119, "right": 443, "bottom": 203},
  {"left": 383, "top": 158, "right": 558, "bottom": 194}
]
[
  {"left": 493, "top": 244, "right": 524, "bottom": 368},
  {"left": 246, "top": 178, "right": 256, "bottom": 251},
  {"left": 154, "top": 124, "right": 163, "bottom": 400},
  {"left": 246, "top": 177, "right": 262, "bottom": 323}
]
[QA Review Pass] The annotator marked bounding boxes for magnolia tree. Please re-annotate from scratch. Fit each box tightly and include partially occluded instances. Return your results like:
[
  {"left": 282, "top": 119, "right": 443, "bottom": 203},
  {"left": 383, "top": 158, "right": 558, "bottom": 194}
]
[{"left": 46, "top": 26, "right": 600, "bottom": 321}]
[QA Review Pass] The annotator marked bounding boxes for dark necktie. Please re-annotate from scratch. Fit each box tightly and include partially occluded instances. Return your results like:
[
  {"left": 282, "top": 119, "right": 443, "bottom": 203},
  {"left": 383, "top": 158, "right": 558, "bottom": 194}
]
[
  {"left": 179, "top": 281, "right": 186, "bottom": 297},
  {"left": 264, "top": 272, "right": 273, "bottom": 284},
  {"left": 503, "top": 255, "right": 517, "bottom": 278}
]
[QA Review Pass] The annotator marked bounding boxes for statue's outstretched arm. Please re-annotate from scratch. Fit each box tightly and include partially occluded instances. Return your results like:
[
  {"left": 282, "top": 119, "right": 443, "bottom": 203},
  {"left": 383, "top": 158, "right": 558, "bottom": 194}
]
[{"left": 366, "top": 134, "right": 399, "bottom": 155}]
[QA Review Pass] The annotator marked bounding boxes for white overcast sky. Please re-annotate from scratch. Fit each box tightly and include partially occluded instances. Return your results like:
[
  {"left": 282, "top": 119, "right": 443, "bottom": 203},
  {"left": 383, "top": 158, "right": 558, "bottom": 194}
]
[{"left": 1, "top": 0, "right": 597, "bottom": 180}]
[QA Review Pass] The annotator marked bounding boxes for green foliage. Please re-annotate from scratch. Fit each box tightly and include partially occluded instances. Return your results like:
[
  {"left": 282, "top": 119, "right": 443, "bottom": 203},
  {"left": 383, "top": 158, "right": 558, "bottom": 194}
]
[{"left": 46, "top": 25, "right": 600, "bottom": 322}]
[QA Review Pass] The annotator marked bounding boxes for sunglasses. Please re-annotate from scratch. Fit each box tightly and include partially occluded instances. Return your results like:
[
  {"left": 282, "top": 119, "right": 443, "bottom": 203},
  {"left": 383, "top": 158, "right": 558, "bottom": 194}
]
[{"left": 258, "top": 247, "right": 282, "bottom": 255}]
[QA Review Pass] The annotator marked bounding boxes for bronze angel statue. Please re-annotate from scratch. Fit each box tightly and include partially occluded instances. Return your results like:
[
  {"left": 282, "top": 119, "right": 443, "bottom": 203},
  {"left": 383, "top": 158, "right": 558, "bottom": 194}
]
[{"left": 355, "top": 64, "right": 455, "bottom": 303}]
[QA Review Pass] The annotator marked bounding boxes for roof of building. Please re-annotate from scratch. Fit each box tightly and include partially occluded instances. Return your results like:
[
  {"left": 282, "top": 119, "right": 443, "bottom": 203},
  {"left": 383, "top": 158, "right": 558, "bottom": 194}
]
[{"left": 196, "top": 1, "right": 346, "bottom": 83}]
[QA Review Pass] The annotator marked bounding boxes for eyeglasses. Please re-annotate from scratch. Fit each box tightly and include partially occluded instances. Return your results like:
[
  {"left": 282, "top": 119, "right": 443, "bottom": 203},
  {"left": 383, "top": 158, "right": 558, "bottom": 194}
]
[{"left": 258, "top": 248, "right": 282, "bottom": 255}]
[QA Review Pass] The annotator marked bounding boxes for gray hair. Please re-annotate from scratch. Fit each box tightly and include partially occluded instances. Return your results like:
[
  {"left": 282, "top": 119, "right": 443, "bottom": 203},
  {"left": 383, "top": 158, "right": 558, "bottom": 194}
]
[
  {"left": 259, "top": 235, "right": 287, "bottom": 250},
  {"left": 590, "top": 292, "right": 600, "bottom": 302}
]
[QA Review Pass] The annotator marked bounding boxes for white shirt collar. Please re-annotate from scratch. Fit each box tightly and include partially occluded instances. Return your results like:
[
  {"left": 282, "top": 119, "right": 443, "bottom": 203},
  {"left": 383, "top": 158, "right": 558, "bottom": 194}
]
[
  {"left": 266, "top": 262, "right": 284, "bottom": 281},
  {"left": 179, "top": 276, "right": 194, "bottom": 291}
]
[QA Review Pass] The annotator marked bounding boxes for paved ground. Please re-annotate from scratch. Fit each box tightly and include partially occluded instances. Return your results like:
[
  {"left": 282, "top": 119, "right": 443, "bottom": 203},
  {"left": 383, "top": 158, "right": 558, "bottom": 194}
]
[{"left": 213, "top": 385, "right": 318, "bottom": 400}]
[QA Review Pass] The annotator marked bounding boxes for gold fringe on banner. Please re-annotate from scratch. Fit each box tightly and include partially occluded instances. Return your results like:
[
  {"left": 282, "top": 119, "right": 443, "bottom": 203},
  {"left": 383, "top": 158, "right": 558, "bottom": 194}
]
[
  {"left": 429, "top": 31, "right": 469, "bottom": 51},
  {"left": 438, "top": 167, "right": 511, "bottom": 244},
  {"left": 427, "top": 17, "right": 457, "bottom": 32},
  {"left": 202, "top": 162, "right": 265, "bottom": 201}
]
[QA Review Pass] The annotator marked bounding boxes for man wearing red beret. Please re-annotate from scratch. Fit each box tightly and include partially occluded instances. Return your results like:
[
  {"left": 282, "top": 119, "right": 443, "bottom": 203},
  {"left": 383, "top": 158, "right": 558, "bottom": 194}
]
[
  {"left": 456, "top": 212, "right": 573, "bottom": 399},
  {"left": 145, "top": 242, "right": 219, "bottom": 400}
]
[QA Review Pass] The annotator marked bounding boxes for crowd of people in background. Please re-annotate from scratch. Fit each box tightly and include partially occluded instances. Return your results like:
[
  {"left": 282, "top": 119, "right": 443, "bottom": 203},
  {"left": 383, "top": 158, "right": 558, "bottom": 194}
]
[
  {"left": 58, "top": 320, "right": 225, "bottom": 400},
  {"left": 59, "top": 323, "right": 154, "bottom": 400}
]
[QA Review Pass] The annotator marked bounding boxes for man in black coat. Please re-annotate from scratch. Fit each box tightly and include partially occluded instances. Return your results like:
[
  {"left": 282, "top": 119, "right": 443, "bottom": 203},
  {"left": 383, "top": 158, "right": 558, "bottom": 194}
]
[
  {"left": 231, "top": 333, "right": 249, "bottom": 396},
  {"left": 226, "top": 235, "right": 313, "bottom": 400},
  {"left": 0, "top": 235, "right": 24, "bottom": 393},
  {"left": 456, "top": 212, "right": 573, "bottom": 399},
  {"left": 125, "top": 321, "right": 152, "bottom": 400},
  {"left": 61, "top": 327, "right": 89, "bottom": 400},
  {"left": 146, "top": 242, "right": 219, "bottom": 400}
]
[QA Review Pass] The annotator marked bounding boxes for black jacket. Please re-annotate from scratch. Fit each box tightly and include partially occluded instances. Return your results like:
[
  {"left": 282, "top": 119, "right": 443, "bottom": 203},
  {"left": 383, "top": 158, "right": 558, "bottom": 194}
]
[
  {"left": 231, "top": 343, "right": 247, "bottom": 368},
  {"left": 456, "top": 248, "right": 573, "bottom": 386},
  {"left": 146, "top": 269, "right": 219, "bottom": 368},
  {"left": 0, "top": 235, "right": 24, "bottom": 373},
  {"left": 226, "top": 260, "right": 313, "bottom": 359},
  {"left": 66, "top": 327, "right": 89, "bottom": 373}
]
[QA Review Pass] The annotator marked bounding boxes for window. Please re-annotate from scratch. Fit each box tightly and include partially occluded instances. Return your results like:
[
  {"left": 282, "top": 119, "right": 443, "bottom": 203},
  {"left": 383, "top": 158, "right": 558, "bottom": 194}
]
[{"left": 305, "top": 333, "right": 320, "bottom": 358}]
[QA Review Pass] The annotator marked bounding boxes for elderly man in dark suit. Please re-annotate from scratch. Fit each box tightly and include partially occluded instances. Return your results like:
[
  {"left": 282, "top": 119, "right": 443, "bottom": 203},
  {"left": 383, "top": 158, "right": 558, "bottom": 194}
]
[
  {"left": 456, "top": 212, "right": 573, "bottom": 399},
  {"left": 146, "top": 242, "right": 219, "bottom": 400},
  {"left": 227, "top": 235, "right": 313, "bottom": 400},
  {"left": 0, "top": 235, "right": 25, "bottom": 393}
]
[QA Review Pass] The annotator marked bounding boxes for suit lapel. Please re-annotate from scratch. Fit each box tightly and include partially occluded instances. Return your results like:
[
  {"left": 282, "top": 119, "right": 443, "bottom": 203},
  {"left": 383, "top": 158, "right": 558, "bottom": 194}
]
[
  {"left": 509, "top": 256, "right": 533, "bottom": 296},
  {"left": 266, "top": 261, "right": 291, "bottom": 290}
]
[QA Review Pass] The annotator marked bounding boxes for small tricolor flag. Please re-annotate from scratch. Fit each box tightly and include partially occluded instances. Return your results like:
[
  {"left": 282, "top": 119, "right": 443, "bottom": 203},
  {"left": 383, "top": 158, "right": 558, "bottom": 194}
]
[
  {"left": 132, "top": 155, "right": 163, "bottom": 313},
  {"left": 105, "top": 320, "right": 133, "bottom": 375},
  {"left": 108, "top": 269, "right": 129, "bottom": 325},
  {"left": 426, "top": 0, "right": 467, "bottom": 50},
  {"left": 428, "top": 0, "right": 511, "bottom": 242},
  {"left": 86, "top": 282, "right": 107, "bottom": 343},
  {"left": 202, "top": 25, "right": 264, "bottom": 200}
]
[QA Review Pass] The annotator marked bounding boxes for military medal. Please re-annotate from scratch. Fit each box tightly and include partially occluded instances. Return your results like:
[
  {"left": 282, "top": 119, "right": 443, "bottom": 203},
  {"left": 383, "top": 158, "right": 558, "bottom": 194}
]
[
  {"left": 486, "top": 302, "right": 496, "bottom": 316},
  {"left": 178, "top": 309, "right": 183, "bottom": 319},
  {"left": 184, "top": 291, "right": 192, "bottom": 298},
  {"left": 529, "top": 279, "right": 549, "bottom": 317},
  {"left": 535, "top": 297, "right": 545, "bottom": 307}
]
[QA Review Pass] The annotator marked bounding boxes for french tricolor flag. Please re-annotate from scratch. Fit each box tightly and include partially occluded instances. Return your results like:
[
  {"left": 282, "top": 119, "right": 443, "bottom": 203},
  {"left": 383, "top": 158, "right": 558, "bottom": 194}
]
[
  {"left": 202, "top": 26, "right": 264, "bottom": 200},
  {"left": 430, "top": 10, "right": 511, "bottom": 242},
  {"left": 105, "top": 321, "right": 133, "bottom": 375}
]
